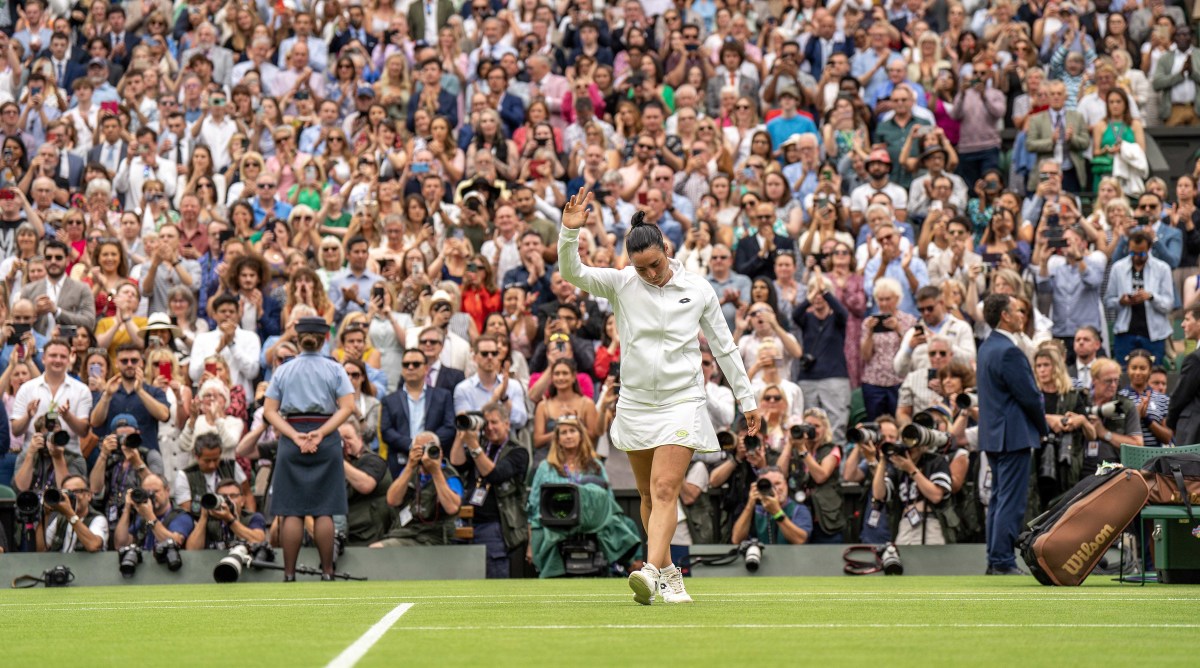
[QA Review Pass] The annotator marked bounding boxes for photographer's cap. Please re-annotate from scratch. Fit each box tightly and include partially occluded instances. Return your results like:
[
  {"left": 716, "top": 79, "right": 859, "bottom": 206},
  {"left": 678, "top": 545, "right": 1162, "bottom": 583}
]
[{"left": 110, "top": 414, "right": 140, "bottom": 432}]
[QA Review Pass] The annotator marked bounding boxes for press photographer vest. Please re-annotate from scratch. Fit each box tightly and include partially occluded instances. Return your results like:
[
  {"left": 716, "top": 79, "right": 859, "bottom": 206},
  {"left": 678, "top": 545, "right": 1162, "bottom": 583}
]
[
  {"left": 46, "top": 509, "right": 101, "bottom": 553},
  {"left": 481, "top": 441, "right": 530, "bottom": 550},
  {"left": 202, "top": 509, "right": 256, "bottom": 550},
  {"left": 103, "top": 449, "right": 154, "bottom": 519},
  {"left": 184, "top": 462, "right": 239, "bottom": 512},
  {"left": 791, "top": 443, "right": 846, "bottom": 534},
  {"left": 1076, "top": 395, "right": 1137, "bottom": 476},
  {"left": 346, "top": 453, "right": 393, "bottom": 545},
  {"left": 680, "top": 460, "right": 716, "bottom": 544},
  {"left": 387, "top": 464, "right": 462, "bottom": 544},
  {"left": 184, "top": 461, "right": 239, "bottom": 544}
]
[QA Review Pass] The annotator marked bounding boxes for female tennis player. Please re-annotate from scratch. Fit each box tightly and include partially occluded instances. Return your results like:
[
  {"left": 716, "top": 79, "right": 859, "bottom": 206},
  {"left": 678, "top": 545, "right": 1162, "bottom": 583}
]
[{"left": 559, "top": 189, "right": 760, "bottom": 604}]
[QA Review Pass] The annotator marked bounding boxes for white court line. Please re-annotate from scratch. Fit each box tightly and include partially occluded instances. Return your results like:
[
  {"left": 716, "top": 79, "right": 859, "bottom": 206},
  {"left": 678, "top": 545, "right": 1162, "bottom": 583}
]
[
  {"left": 2, "top": 592, "right": 1195, "bottom": 610},
  {"left": 326, "top": 603, "right": 414, "bottom": 668},
  {"left": 398, "top": 622, "right": 1200, "bottom": 631},
  {"left": 13, "top": 596, "right": 1194, "bottom": 613}
]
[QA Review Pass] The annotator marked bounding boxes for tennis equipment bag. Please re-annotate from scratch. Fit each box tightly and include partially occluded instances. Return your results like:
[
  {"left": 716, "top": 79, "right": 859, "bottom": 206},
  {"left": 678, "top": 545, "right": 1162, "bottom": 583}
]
[
  {"left": 1140, "top": 454, "right": 1200, "bottom": 511},
  {"left": 1018, "top": 466, "right": 1149, "bottom": 586}
]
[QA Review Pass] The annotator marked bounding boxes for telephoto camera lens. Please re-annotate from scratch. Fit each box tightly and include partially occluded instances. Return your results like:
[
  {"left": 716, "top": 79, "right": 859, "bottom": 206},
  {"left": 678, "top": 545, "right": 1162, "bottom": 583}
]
[
  {"left": 900, "top": 423, "right": 951, "bottom": 450},
  {"left": 425, "top": 444, "right": 441, "bottom": 460},
  {"left": 847, "top": 426, "right": 880, "bottom": 444},
  {"left": 213, "top": 544, "right": 252, "bottom": 583},
  {"left": 454, "top": 412, "right": 486, "bottom": 431},
  {"left": 200, "top": 493, "right": 226, "bottom": 511},
  {"left": 42, "top": 488, "right": 63, "bottom": 506},
  {"left": 755, "top": 478, "right": 774, "bottom": 498},
  {"left": 50, "top": 430, "right": 71, "bottom": 447},
  {"left": 717, "top": 431, "right": 736, "bottom": 451},
  {"left": 1083, "top": 401, "right": 1125, "bottom": 420},
  {"left": 743, "top": 435, "right": 762, "bottom": 451},
  {"left": 955, "top": 392, "right": 978, "bottom": 410},
  {"left": 118, "top": 433, "right": 143, "bottom": 450},
  {"left": 879, "top": 542, "right": 903, "bottom": 575},
  {"left": 130, "top": 487, "right": 151, "bottom": 505},
  {"left": 790, "top": 424, "right": 816, "bottom": 440},
  {"left": 740, "top": 539, "right": 763, "bottom": 572},
  {"left": 154, "top": 539, "right": 183, "bottom": 571},
  {"left": 15, "top": 491, "right": 40, "bottom": 523},
  {"left": 118, "top": 545, "right": 143, "bottom": 577}
]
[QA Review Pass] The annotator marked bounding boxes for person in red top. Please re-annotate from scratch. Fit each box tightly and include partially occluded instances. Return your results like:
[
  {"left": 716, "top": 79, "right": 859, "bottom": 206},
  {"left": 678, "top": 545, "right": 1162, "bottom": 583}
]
[
  {"left": 593, "top": 312, "right": 620, "bottom": 380},
  {"left": 459, "top": 254, "right": 501, "bottom": 333}
]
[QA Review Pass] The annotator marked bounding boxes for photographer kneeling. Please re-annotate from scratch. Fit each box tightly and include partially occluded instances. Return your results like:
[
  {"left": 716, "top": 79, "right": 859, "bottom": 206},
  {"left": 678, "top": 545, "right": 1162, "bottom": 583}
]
[
  {"left": 871, "top": 424, "right": 953, "bottom": 545},
  {"left": 185, "top": 477, "right": 266, "bottom": 550},
  {"left": 370, "top": 432, "right": 464, "bottom": 547},
  {"left": 35, "top": 475, "right": 106, "bottom": 553},
  {"left": 731, "top": 467, "right": 812, "bottom": 546},
  {"left": 450, "top": 402, "right": 530, "bottom": 579},
  {"left": 526, "top": 417, "right": 640, "bottom": 578}
]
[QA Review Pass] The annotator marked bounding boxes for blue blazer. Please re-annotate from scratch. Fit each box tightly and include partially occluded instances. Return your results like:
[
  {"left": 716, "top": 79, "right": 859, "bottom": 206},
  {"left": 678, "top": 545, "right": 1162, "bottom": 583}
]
[
  {"left": 803, "top": 36, "right": 854, "bottom": 76},
  {"left": 976, "top": 332, "right": 1049, "bottom": 453},
  {"left": 380, "top": 385, "right": 457, "bottom": 476}
]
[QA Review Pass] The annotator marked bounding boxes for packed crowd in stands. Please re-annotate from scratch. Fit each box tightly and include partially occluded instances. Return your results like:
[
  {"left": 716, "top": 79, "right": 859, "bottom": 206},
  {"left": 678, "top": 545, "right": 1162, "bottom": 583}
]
[{"left": 2, "top": 0, "right": 1200, "bottom": 577}]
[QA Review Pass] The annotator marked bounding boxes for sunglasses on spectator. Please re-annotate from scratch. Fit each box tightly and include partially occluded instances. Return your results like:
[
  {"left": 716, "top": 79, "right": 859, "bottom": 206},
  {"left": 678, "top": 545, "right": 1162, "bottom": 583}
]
[
  {"left": 918, "top": 305, "right": 938, "bottom": 313},
  {"left": 419, "top": 338, "right": 442, "bottom": 346},
  {"left": 477, "top": 349, "right": 500, "bottom": 358},
  {"left": 763, "top": 395, "right": 783, "bottom": 402},
  {"left": 929, "top": 350, "right": 950, "bottom": 357},
  {"left": 402, "top": 360, "right": 425, "bottom": 369},
  {"left": 258, "top": 183, "right": 277, "bottom": 189}
]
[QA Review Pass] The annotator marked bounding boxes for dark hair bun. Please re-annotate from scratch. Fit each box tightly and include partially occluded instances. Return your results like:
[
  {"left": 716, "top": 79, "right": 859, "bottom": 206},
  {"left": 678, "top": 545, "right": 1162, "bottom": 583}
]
[{"left": 630, "top": 210, "right": 647, "bottom": 227}]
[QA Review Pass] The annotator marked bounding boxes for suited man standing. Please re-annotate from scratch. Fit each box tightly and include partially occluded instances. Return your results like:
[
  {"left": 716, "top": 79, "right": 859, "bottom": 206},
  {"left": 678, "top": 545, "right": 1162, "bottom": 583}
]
[
  {"left": 20, "top": 239, "right": 97, "bottom": 335},
  {"left": 976, "top": 294, "right": 1049, "bottom": 575},
  {"left": 415, "top": 328, "right": 468, "bottom": 393},
  {"left": 1168, "top": 306, "right": 1200, "bottom": 446},
  {"left": 45, "top": 32, "right": 86, "bottom": 91},
  {"left": 1025, "top": 80, "right": 1090, "bottom": 193},
  {"left": 802, "top": 9, "right": 854, "bottom": 76},
  {"left": 102, "top": 6, "right": 140, "bottom": 69},
  {"left": 735, "top": 202, "right": 796, "bottom": 281},
  {"left": 332, "top": 1, "right": 379, "bottom": 55},
  {"left": 408, "top": 0, "right": 455, "bottom": 46},
  {"left": 88, "top": 114, "right": 129, "bottom": 176},
  {"left": 380, "top": 348, "right": 457, "bottom": 476}
]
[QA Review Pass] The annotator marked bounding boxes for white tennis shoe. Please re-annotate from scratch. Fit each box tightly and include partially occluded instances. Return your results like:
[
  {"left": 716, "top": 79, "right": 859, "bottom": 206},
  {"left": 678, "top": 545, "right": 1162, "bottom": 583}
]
[
  {"left": 657, "top": 564, "right": 693, "bottom": 604},
  {"left": 628, "top": 564, "right": 659, "bottom": 605}
]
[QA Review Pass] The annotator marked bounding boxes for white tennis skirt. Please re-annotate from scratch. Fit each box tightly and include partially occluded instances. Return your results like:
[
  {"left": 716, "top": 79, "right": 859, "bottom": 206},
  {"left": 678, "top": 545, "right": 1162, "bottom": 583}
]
[{"left": 610, "top": 395, "right": 719, "bottom": 453}]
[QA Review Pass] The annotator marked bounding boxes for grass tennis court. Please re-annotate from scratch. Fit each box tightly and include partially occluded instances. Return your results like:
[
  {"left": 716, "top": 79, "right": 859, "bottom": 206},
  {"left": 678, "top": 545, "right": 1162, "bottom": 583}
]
[{"left": 4, "top": 576, "right": 1197, "bottom": 666}]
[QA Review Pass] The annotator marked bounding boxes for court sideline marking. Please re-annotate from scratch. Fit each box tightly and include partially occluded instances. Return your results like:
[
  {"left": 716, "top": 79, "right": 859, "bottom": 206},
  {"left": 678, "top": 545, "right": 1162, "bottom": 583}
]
[
  {"left": 397, "top": 622, "right": 1200, "bottom": 631},
  {"left": 326, "top": 603, "right": 414, "bottom": 668}
]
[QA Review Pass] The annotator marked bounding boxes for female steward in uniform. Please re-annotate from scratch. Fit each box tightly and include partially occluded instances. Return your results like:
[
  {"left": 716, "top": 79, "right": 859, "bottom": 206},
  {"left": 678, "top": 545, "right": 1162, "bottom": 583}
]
[
  {"left": 263, "top": 317, "right": 356, "bottom": 581},
  {"left": 559, "top": 190, "right": 761, "bottom": 604}
]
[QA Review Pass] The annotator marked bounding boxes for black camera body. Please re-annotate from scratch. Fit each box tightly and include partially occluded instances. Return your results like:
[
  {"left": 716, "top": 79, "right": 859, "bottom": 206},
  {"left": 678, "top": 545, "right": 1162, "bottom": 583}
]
[
  {"left": 42, "top": 565, "right": 75, "bottom": 586},
  {"left": 154, "top": 539, "right": 183, "bottom": 571},
  {"left": 118, "top": 545, "right": 143, "bottom": 577},
  {"left": 540, "top": 483, "right": 581, "bottom": 529},
  {"left": 798, "top": 354, "right": 816, "bottom": 371},
  {"left": 881, "top": 441, "right": 910, "bottom": 458},
  {"left": 130, "top": 487, "right": 152, "bottom": 505}
]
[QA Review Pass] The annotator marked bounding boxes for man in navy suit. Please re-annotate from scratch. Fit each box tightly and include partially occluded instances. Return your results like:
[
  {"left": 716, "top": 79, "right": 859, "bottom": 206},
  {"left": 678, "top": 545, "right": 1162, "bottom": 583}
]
[
  {"left": 735, "top": 202, "right": 796, "bottom": 281},
  {"left": 380, "top": 348, "right": 457, "bottom": 476},
  {"left": 803, "top": 9, "right": 854, "bottom": 76},
  {"left": 977, "top": 294, "right": 1049, "bottom": 575},
  {"left": 330, "top": 2, "right": 379, "bottom": 55}
]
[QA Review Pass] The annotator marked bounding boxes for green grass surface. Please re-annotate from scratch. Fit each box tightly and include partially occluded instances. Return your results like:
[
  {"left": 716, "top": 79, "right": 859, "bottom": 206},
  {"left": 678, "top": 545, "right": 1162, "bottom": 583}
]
[{"left": 4, "top": 576, "right": 1198, "bottom": 666}]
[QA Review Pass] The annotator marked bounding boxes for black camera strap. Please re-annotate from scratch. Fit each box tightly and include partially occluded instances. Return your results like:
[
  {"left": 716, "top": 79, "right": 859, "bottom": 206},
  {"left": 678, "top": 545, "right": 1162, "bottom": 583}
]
[{"left": 11, "top": 567, "right": 74, "bottom": 589}]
